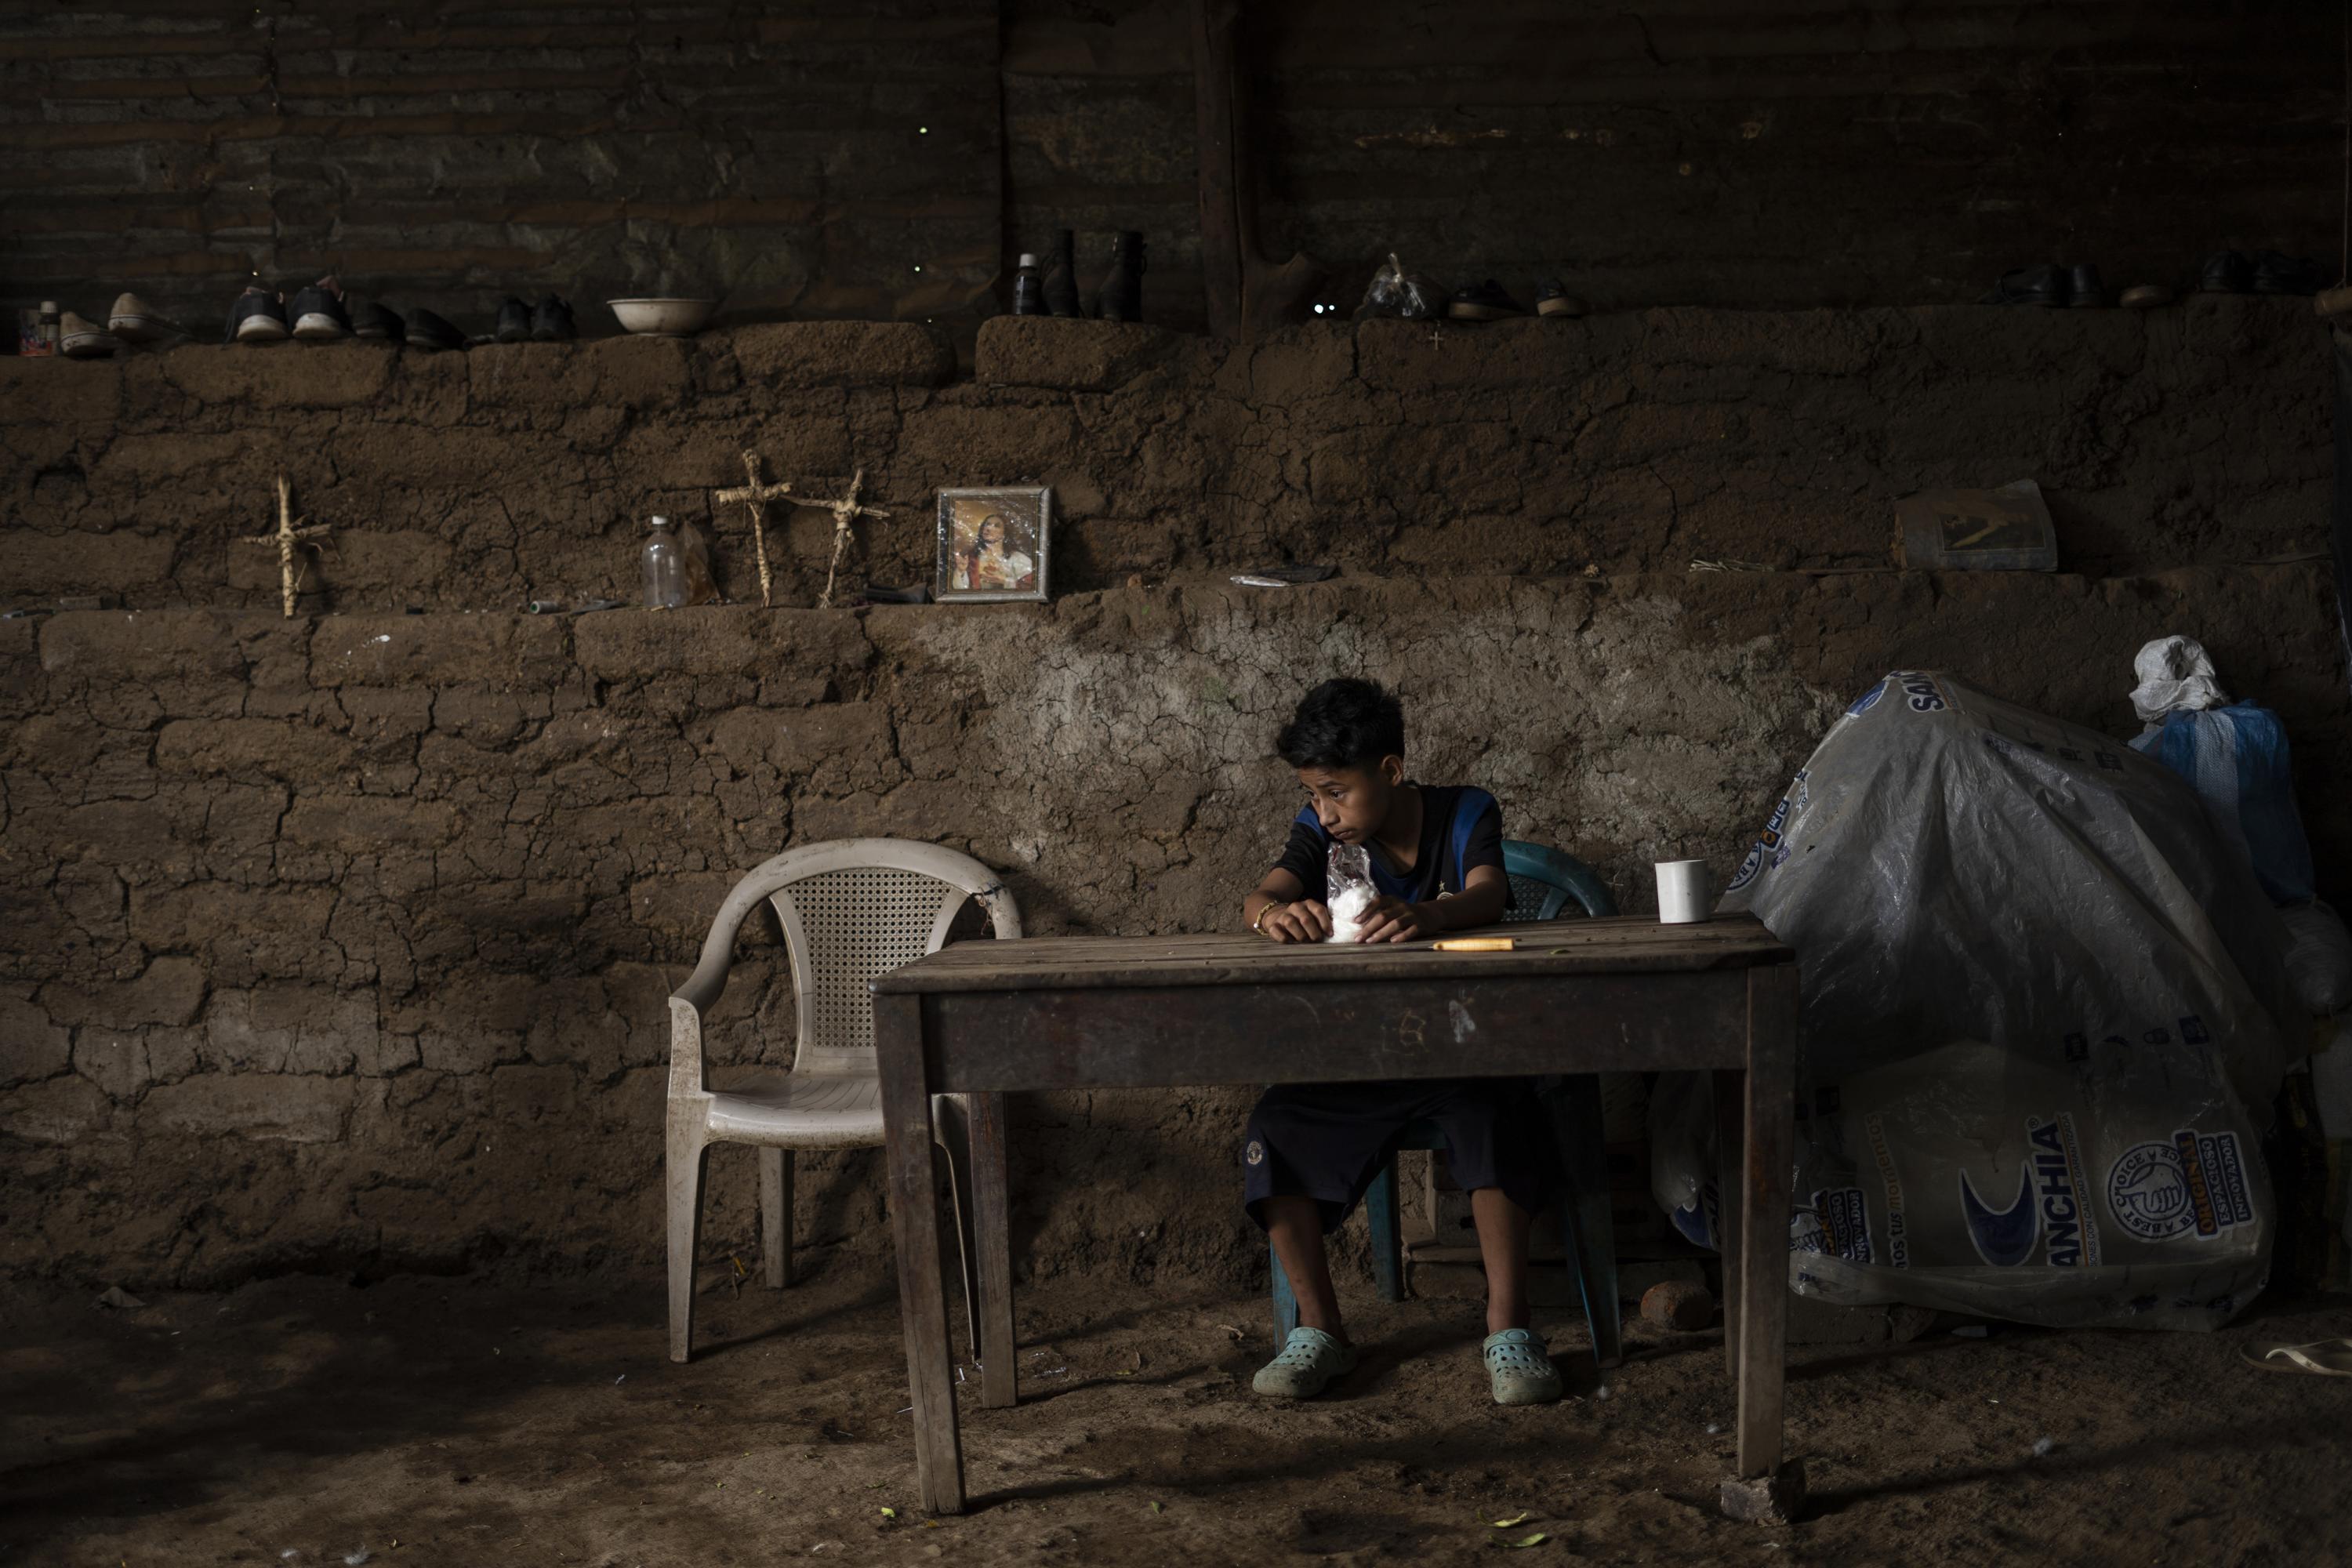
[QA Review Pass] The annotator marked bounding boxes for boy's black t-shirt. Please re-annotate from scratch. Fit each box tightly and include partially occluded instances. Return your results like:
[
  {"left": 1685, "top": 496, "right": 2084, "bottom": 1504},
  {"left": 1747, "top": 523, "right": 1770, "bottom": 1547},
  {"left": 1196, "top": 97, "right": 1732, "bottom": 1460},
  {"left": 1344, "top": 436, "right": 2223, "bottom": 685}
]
[{"left": 1272, "top": 784, "right": 1507, "bottom": 905}]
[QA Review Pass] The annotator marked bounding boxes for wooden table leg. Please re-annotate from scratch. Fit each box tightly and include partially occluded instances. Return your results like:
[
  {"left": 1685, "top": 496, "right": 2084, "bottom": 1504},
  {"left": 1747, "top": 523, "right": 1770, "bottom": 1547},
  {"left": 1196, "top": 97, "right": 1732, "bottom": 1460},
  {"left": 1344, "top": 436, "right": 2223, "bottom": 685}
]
[
  {"left": 971, "top": 1090, "right": 1018, "bottom": 1409},
  {"left": 1735, "top": 964, "right": 1798, "bottom": 1481},
  {"left": 1713, "top": 1067, "right": 1745, "bottom": 1382},
  {"left": 876, "top": 993, "right": 966, "bottom": 1513}
]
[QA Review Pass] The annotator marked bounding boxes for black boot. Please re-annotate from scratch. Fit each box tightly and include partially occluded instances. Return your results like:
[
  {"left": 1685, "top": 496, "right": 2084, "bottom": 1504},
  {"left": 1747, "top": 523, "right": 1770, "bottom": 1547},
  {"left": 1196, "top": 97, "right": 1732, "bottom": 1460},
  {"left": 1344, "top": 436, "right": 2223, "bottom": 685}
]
[
  {"left": 1094, "top": 230, "right": 1145, "bottom": 322},
  {"left": 1043, "top": 229, "right": 1081, "bottom": 318}
]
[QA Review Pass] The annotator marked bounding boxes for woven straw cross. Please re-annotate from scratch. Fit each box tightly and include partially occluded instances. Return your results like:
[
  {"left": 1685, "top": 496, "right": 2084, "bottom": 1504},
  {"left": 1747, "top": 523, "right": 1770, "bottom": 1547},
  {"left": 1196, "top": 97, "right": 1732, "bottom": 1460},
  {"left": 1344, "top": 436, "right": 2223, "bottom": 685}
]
[
  {"left": 241, "top": 473, "right": 332, "bottom": 619},
  {"left": 713, "top": 452, "right": 793, "bottom": 608},
  {"left": 803, "top": 469, "right": 888, "bottom": 610}
]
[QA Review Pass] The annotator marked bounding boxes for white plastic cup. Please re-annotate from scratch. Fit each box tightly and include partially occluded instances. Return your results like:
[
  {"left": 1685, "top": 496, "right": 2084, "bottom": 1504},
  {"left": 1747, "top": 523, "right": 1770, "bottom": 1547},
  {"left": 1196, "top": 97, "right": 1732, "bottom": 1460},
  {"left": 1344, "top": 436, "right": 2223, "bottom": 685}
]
[{"left": 1655, "top": 859, "right": 1711, "bottom": 924}]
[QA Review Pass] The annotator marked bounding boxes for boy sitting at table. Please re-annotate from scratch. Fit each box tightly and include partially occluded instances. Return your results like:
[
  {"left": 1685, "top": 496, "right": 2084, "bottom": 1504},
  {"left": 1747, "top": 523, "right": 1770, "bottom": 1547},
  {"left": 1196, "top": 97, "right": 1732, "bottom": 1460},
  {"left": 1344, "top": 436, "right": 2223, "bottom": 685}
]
[{"left": 1238, "top": 677, "right": 1563, "bottom": 1406}]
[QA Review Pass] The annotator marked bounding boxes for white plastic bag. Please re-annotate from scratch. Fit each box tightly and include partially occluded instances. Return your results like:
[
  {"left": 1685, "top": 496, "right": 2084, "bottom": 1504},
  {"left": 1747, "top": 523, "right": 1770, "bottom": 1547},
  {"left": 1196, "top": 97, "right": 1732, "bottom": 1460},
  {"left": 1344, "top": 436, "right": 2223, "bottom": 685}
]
[
  {"left": 1326, "top": 842, "right": 1377, "bottom": 944},
  {"left": 1655, "top": 670, "right": 2299, "bottom": 1329},
  {"left": 2130, "top": 634, "right": 2230, "bottom": 724}
]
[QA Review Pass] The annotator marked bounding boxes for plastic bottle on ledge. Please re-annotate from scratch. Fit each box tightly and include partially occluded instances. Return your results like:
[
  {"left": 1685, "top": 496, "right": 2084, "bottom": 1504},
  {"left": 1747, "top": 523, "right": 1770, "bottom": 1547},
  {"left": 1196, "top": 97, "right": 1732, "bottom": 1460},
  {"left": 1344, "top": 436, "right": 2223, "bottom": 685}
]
[{"left": 641, "top": 515, "right": 687, "bottom": 608}]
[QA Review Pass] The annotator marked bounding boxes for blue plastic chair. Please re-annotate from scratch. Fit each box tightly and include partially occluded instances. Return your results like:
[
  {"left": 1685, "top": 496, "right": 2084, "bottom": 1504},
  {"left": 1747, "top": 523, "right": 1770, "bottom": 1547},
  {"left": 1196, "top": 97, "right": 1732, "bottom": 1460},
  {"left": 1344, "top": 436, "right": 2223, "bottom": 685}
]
[{"left": 1269, "top": 840, "right": 1624, "bottom": 1365}]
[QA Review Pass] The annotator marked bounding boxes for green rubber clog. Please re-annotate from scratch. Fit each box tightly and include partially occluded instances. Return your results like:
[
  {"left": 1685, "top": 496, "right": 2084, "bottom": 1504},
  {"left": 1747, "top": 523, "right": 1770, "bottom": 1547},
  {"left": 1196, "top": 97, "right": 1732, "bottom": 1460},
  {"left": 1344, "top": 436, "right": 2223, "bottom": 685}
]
[
  {"left": 1483, "top": 1327, "right": 1563, "bottom": 1406},
  {"left": 1251, "top": 1326, "right": 1358, "bottom": 1399}
]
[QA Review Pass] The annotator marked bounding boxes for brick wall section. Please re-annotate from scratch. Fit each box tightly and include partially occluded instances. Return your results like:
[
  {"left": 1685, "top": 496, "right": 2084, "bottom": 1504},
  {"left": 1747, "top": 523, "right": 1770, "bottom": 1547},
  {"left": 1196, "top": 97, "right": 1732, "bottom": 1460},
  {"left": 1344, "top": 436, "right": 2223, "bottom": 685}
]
[
  {"left": 1004, "top": 1, "right": 2343, "bottom": 331},
  {"left": 1, "top": 310, "right": 2347, "bottom": 1287},
  {"left": 1, "top": 298, "right": 2335, "bottom": 619},
  {"left": 5, "top": 3, "right": 2339, "bottom": 339},
  {"left": 2, "top": 1, "right": 1000, "bottom": 336}
]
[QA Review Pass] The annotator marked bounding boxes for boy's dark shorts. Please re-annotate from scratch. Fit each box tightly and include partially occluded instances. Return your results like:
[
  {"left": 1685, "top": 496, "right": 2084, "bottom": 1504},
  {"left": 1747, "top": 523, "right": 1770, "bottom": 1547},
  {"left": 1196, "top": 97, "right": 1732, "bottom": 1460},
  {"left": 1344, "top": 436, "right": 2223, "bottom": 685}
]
[{"left": 1242, "top": 1078, "right": 1556, "bottom": 1233}]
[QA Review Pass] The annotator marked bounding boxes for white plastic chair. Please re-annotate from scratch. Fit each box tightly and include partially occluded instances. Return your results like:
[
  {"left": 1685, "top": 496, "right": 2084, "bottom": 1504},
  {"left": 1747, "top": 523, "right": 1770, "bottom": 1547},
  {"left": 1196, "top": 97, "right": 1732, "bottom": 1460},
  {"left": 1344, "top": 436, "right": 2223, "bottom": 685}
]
[{"left": 666, "top": 838, "right": 1020, "bottom": 1363}]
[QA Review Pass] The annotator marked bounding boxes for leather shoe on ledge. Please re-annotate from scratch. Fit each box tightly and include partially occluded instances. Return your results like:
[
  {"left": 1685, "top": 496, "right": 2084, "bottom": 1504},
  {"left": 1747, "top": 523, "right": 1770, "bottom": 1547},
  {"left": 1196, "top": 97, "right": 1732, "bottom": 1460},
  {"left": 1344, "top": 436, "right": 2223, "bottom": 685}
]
[
  {"left": 405, "top": 309, "right": 466, "bottom": 352},
  {"left": 530, "top": 296, "right": 577, "bottom": 342},
  {"left": 2252, "top": 251, "right": 2325, "bottom": 296},
  {"left": 2200, "top": 250, "right": 2253, "bottom": 292},
  {"left": 495, "top": 296, "right": 532, "bottom": 343},
  {"left": 1447, "top": 278, "right": 1527, "bottom": 320},
  {"left": 350, "top": 301, "right": 407, "bottom": 343},
  {"left": 1980, "top": 264, "right": 2067, "bottom": 307},
  {"left": 1535, "top": 279, "right": 1589, "bottom": 318}
]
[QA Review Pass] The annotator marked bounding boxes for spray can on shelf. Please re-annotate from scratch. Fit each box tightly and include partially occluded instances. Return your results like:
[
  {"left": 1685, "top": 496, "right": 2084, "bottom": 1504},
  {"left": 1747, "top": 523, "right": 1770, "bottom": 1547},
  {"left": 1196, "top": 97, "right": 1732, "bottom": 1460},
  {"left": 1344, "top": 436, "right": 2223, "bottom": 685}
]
[
  {"left": 1011, "top": 252, "right": 1044, "bottom": 317},
  {"left": 641, "top": 516, "right": 687, "bottom": 609}
]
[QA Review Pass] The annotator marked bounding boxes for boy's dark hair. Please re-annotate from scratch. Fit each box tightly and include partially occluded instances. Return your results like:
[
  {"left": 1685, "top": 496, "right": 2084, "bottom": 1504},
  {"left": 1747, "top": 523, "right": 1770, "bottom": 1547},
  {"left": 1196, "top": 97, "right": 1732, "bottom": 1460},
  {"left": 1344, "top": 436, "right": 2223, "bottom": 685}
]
[{"left": 1276, "top": 678, "right": 1405, "bottom": 771}]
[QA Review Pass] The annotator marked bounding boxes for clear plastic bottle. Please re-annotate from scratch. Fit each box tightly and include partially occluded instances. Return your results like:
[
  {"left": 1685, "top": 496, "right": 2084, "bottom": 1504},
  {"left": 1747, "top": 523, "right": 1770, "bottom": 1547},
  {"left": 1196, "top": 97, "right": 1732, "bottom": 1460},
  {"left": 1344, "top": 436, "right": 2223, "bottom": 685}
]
[{"left": 641, "top": 515, "right": 687, "bottom": 608}]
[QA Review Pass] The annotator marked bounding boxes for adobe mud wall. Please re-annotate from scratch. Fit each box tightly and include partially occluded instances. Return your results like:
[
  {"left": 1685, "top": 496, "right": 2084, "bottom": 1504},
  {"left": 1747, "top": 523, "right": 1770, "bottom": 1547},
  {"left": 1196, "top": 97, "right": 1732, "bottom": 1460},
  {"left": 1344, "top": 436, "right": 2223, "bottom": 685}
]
[
  {"left": 8, "top": 300, "right": 2339, "bottom": 610},
  {"left": 2, "top": 304, "right": 2347, "bottom": 1289}
]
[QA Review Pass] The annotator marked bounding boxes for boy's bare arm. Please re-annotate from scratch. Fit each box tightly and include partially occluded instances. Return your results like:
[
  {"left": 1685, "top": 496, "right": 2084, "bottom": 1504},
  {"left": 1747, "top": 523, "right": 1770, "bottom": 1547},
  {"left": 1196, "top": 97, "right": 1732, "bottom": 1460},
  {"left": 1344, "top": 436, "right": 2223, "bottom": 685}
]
[{"left": 1245, "top": 869, "right": 1332, "bottom": 942}]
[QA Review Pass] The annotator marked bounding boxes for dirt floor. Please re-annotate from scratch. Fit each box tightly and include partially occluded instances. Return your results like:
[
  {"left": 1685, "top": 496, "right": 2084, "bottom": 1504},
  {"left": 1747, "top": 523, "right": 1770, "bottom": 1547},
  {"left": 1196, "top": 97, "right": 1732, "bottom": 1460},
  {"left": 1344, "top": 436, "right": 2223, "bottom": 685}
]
[{"left": 5, "top": 1258, "right": 2351, "bottom": 1568}]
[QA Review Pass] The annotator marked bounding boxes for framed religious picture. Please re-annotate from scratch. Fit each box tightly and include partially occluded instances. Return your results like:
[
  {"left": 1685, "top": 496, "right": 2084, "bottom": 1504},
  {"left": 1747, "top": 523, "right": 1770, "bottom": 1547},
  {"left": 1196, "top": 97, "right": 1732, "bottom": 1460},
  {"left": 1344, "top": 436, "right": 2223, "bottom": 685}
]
[{"left": 935, "top": 487, "right": 1050, "bottom": 603}]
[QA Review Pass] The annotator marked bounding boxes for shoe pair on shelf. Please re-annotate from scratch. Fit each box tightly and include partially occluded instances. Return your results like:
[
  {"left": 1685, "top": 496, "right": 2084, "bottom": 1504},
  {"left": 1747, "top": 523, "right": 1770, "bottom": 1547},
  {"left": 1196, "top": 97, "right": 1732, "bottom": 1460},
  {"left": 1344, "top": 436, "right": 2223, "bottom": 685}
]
[
  {"left": 223, "top": 285, "right": 574, "bottom": 350},
  {"left": 227, "top": 284, "right": 465, "bottom": 350},
  {"left": 49, "top": 292, "right": 187, "bottom": 358},
  {"left": 1446, "top": 278, "right": 1588, "bottom": 321},
  {"left": 224, "top": 276, "right": 356, "bottom": 343},
  {"left": 1984, "top": 252, "right": 2329, "bottom": 308},
  {"left": 493, "top": 296, "right": 579, "bottom": 343},
  {"left": 349, "top": 301, "right": 467, "bottom": 350},
  {"left": 2201, "top": 249, "right": 2328, "bottom": 296},
  {"left": 1980, "top": 263, "right": 2114, "bottom": 307}
]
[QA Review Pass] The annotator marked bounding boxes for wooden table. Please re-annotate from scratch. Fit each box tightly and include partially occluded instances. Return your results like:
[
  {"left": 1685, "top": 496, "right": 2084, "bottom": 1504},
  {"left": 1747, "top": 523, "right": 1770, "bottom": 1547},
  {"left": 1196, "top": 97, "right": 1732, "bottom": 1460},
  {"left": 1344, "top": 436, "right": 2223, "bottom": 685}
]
[{"left": 872, "top": 914, "right": 1799, "bottom": 1514}]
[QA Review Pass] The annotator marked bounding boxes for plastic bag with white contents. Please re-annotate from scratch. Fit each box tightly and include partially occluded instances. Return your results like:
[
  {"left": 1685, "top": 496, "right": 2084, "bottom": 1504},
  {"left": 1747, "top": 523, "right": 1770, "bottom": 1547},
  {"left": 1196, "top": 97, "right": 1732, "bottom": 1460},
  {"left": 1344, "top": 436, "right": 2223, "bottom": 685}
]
[
  {"left": 2129, "top": 634, "right": 2230, "bottom": 724},
  {"left": 1353, "top": 252, "right": 1443, "bottom": 321},
  {"left": 1326, "top": 842, "right": 1377, "bottom": 944}
]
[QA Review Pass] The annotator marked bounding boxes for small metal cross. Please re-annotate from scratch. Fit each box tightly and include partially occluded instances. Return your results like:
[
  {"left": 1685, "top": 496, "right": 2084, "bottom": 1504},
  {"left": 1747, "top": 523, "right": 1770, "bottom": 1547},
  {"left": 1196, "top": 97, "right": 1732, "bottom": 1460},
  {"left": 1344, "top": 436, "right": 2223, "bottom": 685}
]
[
  {"left": 241, "top": 473, "right": 332, "bottom": 619},
  {"left": 801, "top": 468, "right": 889, "bottom": 610},
  {"left": 713, "top": 451, "right": 794, "bottom": 608}
]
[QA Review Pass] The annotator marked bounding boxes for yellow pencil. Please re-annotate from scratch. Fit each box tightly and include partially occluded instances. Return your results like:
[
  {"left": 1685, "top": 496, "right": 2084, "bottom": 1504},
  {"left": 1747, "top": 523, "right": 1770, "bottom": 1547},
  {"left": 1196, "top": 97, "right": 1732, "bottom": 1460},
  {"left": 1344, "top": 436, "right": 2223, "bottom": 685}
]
[{"left": 1432, "top": 937, "right": 1515, "bottom": 953}]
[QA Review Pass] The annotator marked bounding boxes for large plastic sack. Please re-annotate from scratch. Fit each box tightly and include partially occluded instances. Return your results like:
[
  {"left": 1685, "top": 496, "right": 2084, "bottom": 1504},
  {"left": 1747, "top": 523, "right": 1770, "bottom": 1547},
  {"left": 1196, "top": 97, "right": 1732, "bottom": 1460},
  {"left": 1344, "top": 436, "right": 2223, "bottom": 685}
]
[
  {"left": 2131, "top": 705, "right": 2316, "bottom": 906},
  {"left": 2123, "top": 634, "right": 2337, "bottom": 1011},
  {"left": 1654, "top": 670, "right": 2299, "bottom": 1329}
]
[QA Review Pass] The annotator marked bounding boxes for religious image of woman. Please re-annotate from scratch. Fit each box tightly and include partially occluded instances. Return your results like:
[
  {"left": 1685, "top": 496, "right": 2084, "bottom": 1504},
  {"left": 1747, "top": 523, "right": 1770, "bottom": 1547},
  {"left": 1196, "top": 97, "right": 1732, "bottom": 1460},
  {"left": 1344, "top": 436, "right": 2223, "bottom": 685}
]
[{"left": 953, "top": 511, "right": 1036, "bottom": 592}]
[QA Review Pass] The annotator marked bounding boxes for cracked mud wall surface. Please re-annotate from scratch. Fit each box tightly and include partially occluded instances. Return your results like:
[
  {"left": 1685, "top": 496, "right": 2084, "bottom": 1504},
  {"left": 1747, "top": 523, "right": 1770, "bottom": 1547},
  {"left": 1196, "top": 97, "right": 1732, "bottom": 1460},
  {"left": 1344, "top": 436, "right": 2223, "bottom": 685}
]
[
  {"left": 5, "top": 303, "right": 2336, "bottom": 612},
  {"left": 2, "top": 310, "right": 2347, "bottom": 1290}
]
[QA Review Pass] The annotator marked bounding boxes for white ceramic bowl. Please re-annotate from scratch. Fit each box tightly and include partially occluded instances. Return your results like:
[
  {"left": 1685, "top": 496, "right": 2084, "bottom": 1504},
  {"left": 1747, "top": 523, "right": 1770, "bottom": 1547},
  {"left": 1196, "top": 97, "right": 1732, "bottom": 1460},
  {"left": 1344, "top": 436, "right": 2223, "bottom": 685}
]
[{"left": 607, "top": 298, "right": 717, "bottom": 336}]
